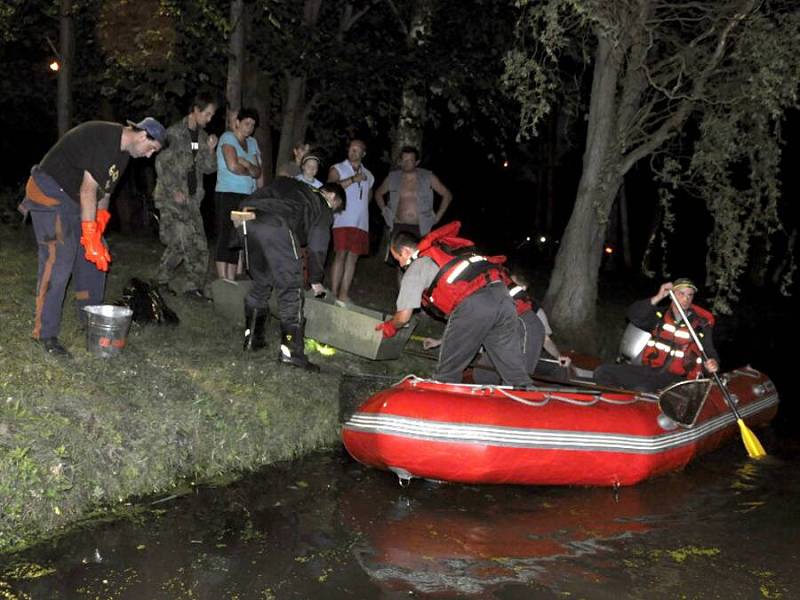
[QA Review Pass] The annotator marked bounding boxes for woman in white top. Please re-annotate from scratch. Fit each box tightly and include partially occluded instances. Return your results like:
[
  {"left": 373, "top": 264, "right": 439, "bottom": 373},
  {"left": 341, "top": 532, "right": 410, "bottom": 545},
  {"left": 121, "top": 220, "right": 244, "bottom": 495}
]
[
  {"left": 294, "top": 153, "right": 323, "bottom": 188},
  {"left": 214, "top": 108, "right": 261, "bottom": 280}
]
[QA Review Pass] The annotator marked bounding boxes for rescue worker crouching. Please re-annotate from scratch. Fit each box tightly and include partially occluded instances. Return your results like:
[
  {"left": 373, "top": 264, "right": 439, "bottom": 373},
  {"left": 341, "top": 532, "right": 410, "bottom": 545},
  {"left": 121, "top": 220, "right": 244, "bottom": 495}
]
[
  {"left": 594, "top": 278, "right": 720, "bottom": 393},
  {"left": 470, "top": 267, "right": 547, "bottom": 385},
  {"left": 238, "top": 177, "right": 345, "bottom": 371},
  {"left": 377, "top": 222, "right": 533, "bottom": 387}
]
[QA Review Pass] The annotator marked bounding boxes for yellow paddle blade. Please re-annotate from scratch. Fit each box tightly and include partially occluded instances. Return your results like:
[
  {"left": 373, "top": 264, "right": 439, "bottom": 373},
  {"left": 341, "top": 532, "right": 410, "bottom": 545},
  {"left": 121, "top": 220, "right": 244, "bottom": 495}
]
[{"left": 737, "top": 418, "right": 767, "bottom": 459}]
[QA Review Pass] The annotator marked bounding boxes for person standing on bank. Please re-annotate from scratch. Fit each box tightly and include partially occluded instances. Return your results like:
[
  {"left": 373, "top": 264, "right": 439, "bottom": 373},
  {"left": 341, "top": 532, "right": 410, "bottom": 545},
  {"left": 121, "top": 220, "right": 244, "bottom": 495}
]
[
  {"left": 154, "top": 92, "right": 218, "bottom": 299},
  {"left": 276, "top": 139, "right": 310, "bottom": 178},
  {"left": 295, "top": 153, "right": 323, "bottom": 189},
  {"left": 327, "top": 139, "right": 374, "bottom": 305},
  {"left": 238, "top": 177, "right": 345, "bottom": 371},
  {"left": 594, "top": 278, "right": 719, "bottom": 393},
  {"left": 214, "top": 107, "right": 261, "bottom": 281},
  {"left": 20, "top": 117, "right": 166, "bottom": 356},
  {"left": 374, "top": 145, "right": 453, "bottom": 258},
  {"left": 377, "top": 223, "right": 533, "bottom": 387}
]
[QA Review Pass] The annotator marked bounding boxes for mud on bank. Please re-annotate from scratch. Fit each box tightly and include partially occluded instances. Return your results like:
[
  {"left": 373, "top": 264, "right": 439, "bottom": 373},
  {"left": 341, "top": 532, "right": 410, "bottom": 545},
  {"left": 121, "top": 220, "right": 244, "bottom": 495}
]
[{"left": 0, "top": 222, "right": 433, "bottom": 554}]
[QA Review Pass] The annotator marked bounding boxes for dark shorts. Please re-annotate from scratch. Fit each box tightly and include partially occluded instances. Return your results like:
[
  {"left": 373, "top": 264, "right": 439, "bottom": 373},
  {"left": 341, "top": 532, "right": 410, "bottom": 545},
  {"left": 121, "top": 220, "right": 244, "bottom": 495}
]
[
  {"left": 333, "top": 227, "right": 369, "bottom": 255},
  {"left": 384, "top": 223, "right": 421, "bottom": 266}
]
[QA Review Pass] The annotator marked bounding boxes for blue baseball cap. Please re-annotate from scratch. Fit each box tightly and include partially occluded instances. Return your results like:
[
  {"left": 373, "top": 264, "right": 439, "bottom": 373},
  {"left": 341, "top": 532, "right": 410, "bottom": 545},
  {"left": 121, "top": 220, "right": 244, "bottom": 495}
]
[{"left": 127, "top": 117, "right": 167, "bottom": 145}]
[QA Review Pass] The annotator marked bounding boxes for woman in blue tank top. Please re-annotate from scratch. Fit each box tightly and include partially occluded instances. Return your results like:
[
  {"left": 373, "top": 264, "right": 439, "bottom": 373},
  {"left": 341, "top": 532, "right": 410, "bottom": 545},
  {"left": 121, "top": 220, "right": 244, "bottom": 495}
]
[{"left": 214, "top": 108, "right": 261, "bottom": 280}]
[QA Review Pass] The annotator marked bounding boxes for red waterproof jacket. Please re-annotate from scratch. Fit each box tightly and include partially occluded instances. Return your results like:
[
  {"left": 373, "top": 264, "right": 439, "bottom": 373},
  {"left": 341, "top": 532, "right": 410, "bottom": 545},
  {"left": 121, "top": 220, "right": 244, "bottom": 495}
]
[
  {"left": 641, "top": 304, "right": 715, "bottom": 379},
  {"left": 417, "top": 221, "right": 506, "bottom": 319}
]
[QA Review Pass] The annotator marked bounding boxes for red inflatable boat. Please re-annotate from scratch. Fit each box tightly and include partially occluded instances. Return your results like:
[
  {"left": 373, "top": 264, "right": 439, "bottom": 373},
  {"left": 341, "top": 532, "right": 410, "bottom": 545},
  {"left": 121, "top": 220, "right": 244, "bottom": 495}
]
[{"left": 342, "top": 367, "right": 779, "bottom": 487}]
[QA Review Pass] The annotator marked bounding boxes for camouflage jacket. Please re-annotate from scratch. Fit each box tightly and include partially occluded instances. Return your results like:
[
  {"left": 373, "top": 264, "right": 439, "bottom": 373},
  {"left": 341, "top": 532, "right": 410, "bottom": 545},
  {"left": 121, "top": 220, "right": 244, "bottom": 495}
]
[{"left": 154, "top": 117, "right": 216, "bottom": 207}]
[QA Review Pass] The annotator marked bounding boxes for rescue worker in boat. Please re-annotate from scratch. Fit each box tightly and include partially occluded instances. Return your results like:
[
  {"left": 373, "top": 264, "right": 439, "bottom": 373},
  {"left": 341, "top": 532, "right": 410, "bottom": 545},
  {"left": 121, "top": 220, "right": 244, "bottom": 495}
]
[
  {"left": 472, "top": 265, "right": 574, "bottom": 384},
  {"left": 423, "top": 263, "right": 572, "bottom": 383},
  {"left": 594, "top": 278, "right": 719, "bottom": 393},
  {"left": 376, "top": 222, "right": 533, "bottom": 387},
  {"left": 237, "top": 177, "right": 345, "bottom": 371}
]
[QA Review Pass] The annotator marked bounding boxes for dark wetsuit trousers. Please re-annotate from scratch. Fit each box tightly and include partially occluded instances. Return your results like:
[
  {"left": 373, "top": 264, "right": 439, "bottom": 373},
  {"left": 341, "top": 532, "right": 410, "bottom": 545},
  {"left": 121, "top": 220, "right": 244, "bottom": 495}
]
[
  {"left": 436, "top": 283, "right": 533, "bottom": 387},
  {"left": 473, "top": 308, "right": 545, "bottom": 385},
  {"left": 594, "top": 363, "right": 682, "bottom": 393},
  {"left": 243, "top": 216, "right": 304, "bottom": 326},
  {"left": 26, "top": 201, "right": 106, "bottom": 339}
]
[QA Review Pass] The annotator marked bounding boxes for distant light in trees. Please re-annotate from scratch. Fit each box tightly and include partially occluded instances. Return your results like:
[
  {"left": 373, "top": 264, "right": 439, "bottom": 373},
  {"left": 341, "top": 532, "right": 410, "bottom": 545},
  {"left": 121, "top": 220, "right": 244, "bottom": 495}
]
[
  {"left": 49, "top": 60, "right": 60, "bottom": 72},
  {"left": 539, "top": 235, "right": 547, "bottom": 244},
  {"left": 604, "top": 245, "right": 614, "bottom": 255},
  {"left": 502, "top": 160, "right": 509, "bottom": 168}
]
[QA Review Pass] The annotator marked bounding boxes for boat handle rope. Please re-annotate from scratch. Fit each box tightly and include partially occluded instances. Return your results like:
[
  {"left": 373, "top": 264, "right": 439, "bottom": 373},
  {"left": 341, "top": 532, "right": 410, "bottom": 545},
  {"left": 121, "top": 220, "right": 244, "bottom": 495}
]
[
  {"left": 495, "top": 387, "right": 644, "bottom": 408},
  {"left": 400, "top": 376, "right": 647, "bottom": 407}
]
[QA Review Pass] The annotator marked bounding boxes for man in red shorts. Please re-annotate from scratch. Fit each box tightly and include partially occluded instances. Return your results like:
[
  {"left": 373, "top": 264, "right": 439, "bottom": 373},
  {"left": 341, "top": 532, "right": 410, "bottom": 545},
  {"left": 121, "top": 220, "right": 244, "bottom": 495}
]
[{"left": 327, "top": 139, "right": 374, "bottom": 305}]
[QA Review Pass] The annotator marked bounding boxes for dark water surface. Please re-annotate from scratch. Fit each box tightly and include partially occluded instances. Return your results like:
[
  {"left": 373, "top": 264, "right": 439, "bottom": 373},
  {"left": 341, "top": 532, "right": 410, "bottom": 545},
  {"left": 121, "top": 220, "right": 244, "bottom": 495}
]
[{"left": 2, "top": 421, "right": 799, "bottom": 599}]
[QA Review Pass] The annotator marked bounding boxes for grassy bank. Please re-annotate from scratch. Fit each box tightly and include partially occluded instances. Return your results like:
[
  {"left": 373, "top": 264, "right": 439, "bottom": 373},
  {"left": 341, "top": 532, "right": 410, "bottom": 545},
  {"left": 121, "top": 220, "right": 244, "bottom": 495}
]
[
  {"left": 0, "top": 210, "right": 642, "bottom": 554},
  {"left": 0, "top": 221, "right": 433, "bottom": 554}
]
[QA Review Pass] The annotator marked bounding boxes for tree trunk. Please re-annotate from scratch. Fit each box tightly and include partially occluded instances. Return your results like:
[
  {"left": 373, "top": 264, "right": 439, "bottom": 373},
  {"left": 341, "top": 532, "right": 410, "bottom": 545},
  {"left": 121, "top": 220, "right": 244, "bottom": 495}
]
[
  {"left": 276, "top": 76, "right": 305, "bottom": 170},
  {"left": 245, "top": 70, "right": 273, "bottom": 184},
  {"left": 544, "top": 33, "right": 624, "bottom": 352},
  {"left": 275, "top": 0, "right": 322, "bottom": 169},
  {"left": 57, "top": 0, "right": 73, "bottom": 136},
  {"left": 225, "top": 0, "right": 245, "bottom": 129},
  {"left": 391, "top": 85, "right": 426, "bottom": 161},
  {"left": 390, "top": 0, "right": 435, "bottom": 161}
]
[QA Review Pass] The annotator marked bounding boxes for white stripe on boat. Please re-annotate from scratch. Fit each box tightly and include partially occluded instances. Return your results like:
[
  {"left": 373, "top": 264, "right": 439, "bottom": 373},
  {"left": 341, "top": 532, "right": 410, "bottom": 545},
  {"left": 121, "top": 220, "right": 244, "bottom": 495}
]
[{"left": 343, "top": 394, "right": 779, "bottom": 454}]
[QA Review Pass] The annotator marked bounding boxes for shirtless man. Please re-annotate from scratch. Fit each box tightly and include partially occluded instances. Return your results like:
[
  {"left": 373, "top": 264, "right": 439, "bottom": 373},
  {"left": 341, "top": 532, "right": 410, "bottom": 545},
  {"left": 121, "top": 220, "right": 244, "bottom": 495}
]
[{"left": 375, "top": 146, "right": 453, "bottom": 262}]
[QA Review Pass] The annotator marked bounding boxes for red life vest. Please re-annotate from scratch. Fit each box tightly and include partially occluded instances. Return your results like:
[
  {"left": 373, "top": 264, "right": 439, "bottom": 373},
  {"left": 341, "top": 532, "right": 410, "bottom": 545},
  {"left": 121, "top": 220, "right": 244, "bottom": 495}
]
[
  {"left": 417, "top": 221, "right": 506, "bottom": 319},
  {"left": 641, "top": 304, "right": 715, "bottom": 379},
  {"left": 499, "top": 270, "right": 540, "bottom": 315}
]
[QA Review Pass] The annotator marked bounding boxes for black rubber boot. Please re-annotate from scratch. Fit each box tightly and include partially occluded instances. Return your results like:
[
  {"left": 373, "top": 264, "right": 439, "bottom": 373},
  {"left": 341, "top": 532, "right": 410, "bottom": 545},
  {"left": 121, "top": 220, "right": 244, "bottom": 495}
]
[
  {"left": 278, "top": 322, "right": 319, "bottom": 372},
  {"left": 243, "top": 305, "right": 268, "bottom": 352}
]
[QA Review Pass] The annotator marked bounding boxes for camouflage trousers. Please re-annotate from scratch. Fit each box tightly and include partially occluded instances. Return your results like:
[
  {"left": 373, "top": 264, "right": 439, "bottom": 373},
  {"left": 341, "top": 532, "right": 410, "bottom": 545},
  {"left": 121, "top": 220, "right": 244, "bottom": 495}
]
[{"left": 155, "top": 201, "right": 209, "bottom": 291}]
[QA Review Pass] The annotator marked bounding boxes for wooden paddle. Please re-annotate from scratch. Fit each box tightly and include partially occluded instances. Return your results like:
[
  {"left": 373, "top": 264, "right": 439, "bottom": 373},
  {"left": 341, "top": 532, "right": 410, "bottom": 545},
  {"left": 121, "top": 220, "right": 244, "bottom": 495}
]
[{"left": 668, "top": 290, "right": 766, "bottom": 458}]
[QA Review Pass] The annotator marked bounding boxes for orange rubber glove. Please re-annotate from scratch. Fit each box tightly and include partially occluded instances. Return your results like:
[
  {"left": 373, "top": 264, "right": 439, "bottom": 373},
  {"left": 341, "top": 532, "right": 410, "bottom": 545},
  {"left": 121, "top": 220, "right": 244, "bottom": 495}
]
[
  {"left": 96, "top": 208, "right": 111, "bottom": 235},
  {"left": 375, "top": 320, "right": 398, "bottom": 338},
  {"left": 80, "top": 221, "right": 111, "bottom": 272}
]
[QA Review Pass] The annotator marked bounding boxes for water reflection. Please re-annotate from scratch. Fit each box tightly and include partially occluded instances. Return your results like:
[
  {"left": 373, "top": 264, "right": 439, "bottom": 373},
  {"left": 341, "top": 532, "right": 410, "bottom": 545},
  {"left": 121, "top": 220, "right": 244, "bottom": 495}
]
[
  {"left": 2, "top": 445, "right": 798, "bottom": 599},
  {"left": 341, "top": 477, "right": 687, "bottom": 596},
  {"left": 343, "top": 446, "right": 797, "bottom": 598}
]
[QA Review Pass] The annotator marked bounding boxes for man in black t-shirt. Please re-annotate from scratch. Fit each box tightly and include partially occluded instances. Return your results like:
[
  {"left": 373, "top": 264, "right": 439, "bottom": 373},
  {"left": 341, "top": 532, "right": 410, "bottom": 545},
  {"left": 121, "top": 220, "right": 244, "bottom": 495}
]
[{"left": 20, "top": 117, "right": 166, "bottom": 356}]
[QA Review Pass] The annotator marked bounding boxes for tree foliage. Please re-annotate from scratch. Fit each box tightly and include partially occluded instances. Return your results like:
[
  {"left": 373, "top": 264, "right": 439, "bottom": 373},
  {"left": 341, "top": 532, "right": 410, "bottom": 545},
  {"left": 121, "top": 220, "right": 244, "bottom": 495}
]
[
  {"left": 247, "top": 0, "right": 520, "bottom": 155},
  {"left": 90, "top": 0, "right": 230, "bottom": 120},
  {"left": 0, "top": 0, "right": 524, "bottom": 180},
  {"left": 504, "top": 0, "right": 800, "bottom": 328},
  {"left": 651, "top": 3, "right": 800, "bottom": 310}
]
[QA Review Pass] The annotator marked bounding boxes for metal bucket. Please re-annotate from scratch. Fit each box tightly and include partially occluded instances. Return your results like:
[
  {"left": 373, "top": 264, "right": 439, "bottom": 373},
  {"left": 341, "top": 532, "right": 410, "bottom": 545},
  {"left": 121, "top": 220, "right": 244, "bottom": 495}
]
[
  {"left": 619, "top": 323, "right": 651, "bottom": 365},
  {"left": 83, "top": 305, "right": 133, "bottom": 358}
]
